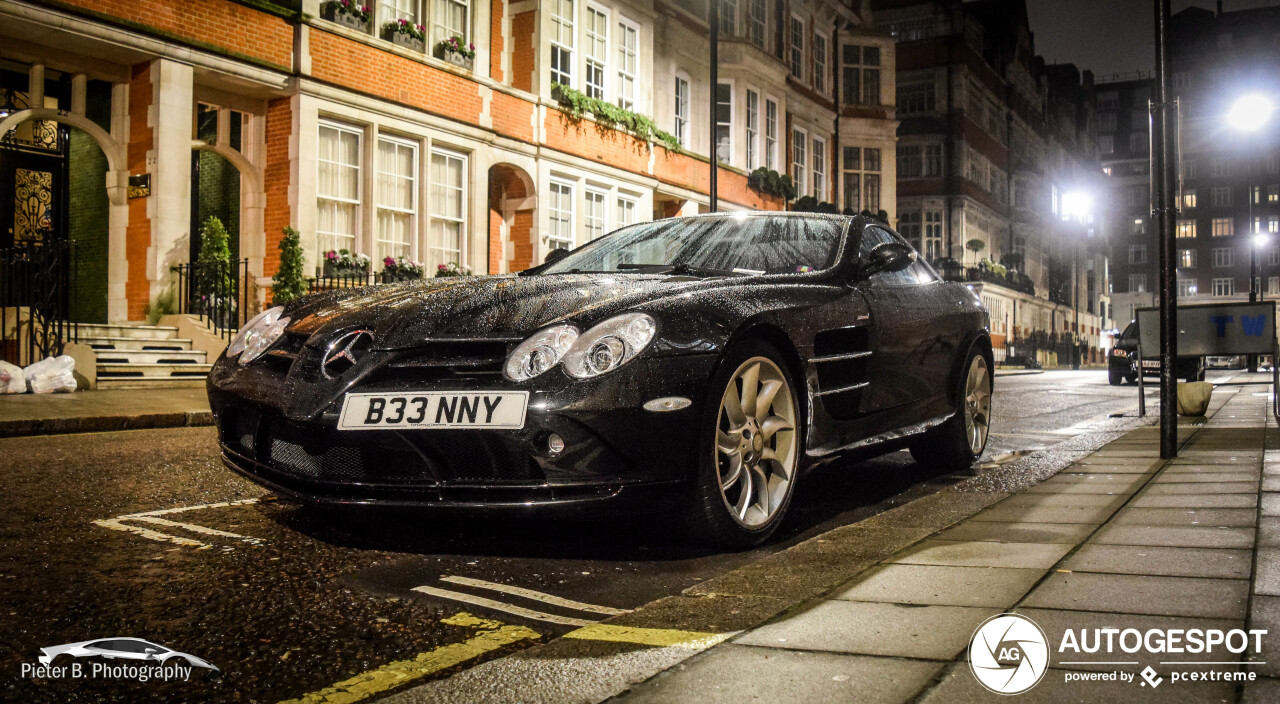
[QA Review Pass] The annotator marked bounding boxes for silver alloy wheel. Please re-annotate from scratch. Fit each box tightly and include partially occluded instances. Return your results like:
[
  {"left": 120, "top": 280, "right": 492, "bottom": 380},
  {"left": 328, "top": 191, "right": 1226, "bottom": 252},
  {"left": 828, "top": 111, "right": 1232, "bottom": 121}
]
[
  {"left": 714, "top": 356, "right": 798, "bottom": 528},
  {"left": 964, "top": 354, "right": 992, "bottom": 454}
]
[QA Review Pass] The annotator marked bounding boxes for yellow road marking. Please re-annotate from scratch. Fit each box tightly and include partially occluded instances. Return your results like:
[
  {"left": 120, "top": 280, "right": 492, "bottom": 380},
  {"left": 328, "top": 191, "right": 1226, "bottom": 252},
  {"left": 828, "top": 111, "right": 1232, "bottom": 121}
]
[
  {"left": 277, "top": 614, "right": 540, "bottom": 704},
  {"left": 562, "top": 623, "right": 733, "bottom": 648}
]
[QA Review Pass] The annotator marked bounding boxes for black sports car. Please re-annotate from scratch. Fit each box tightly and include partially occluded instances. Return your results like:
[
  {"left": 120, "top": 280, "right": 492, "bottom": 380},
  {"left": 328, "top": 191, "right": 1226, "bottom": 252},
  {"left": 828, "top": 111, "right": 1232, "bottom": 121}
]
[{"left": 208, "top": 213, "right": 993, "bottom": 547}]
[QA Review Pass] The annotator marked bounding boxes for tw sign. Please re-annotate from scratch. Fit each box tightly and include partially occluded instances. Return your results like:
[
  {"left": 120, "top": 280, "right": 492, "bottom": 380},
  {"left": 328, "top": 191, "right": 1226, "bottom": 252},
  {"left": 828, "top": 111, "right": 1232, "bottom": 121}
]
[{"left": 1137, "top": 303, "right": 1277, "bottom": 357}]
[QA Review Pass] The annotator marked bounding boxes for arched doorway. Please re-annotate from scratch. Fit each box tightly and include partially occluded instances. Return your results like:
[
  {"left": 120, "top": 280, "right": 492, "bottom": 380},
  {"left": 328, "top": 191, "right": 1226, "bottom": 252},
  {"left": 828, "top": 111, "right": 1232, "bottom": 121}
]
[
  {"left": 487, "top": 164, "right": 535, "bottom": 274},
  {"left": 0, "top": 106, "right": 130, "bottom": 322}
]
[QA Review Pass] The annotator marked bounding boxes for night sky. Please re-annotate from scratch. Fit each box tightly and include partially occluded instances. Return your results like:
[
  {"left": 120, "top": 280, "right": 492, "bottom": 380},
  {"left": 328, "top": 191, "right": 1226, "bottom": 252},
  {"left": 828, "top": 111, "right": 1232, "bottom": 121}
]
[{"left": 1023, "top": 0, "right": 1278, "bottom": 77}]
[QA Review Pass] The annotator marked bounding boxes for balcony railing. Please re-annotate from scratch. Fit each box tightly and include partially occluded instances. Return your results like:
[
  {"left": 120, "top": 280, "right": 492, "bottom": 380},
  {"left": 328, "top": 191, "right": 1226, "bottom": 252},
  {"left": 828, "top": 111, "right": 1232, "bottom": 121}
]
[{"left": 936, "top": 260, "right": 1036, "bottom": 296}]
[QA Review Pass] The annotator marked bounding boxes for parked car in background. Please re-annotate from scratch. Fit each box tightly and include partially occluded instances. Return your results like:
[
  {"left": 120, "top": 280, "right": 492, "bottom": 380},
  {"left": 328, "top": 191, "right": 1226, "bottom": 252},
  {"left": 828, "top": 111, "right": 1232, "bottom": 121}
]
[
  {"left": 1206, "top": 355, "right": 1246, "bottom": 370},
  {"left": 1108, "top": 321, "right": 1205, "bottom": 385},
  {"left": 208, "top": 213, "right": 994, "bottom": 548}
]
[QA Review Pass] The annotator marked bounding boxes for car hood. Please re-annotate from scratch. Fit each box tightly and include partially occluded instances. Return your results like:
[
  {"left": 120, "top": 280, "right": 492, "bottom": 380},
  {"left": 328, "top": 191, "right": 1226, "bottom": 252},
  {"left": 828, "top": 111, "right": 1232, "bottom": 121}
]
[{"left": 285, "top": 273, "right": 748, "bottom": 349}]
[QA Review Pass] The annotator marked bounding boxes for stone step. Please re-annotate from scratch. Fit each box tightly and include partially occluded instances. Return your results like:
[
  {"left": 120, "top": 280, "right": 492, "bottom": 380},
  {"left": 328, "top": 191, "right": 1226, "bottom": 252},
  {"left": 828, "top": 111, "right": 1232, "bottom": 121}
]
[
  {"left": 96, "top": 377, "right": 209, "bottom": 390},
  {"left": 75, "top": 323, "right": 180, "bottom": 340},
  {"left": 82, "top": 336, "right": 194, "bottom": 351},
  {"left": 96, "top": 362, "right": 213, "bottom": 379},
  {"left": 92, "top": 350, "right": 208, "bottom": 365}
]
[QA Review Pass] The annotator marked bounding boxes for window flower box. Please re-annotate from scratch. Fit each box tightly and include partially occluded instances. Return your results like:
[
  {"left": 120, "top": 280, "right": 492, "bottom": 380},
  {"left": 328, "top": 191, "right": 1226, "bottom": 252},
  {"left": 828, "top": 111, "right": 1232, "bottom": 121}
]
[
  {"left": 321, "top": 1, "right": 372, "bottom": 33},
  {"left": 433, "top": 37, "right": 476, "bottom": 71},
  {"left": 381, "top": 19, "right": 426, "bottom": 52}
]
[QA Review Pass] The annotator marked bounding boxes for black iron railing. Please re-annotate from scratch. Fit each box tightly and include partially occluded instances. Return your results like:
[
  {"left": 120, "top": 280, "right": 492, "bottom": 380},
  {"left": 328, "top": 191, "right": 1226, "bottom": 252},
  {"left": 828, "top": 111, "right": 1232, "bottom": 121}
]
[
  {"left": 308, "top": 272, "right": 378, "bottom": 293},
  {"left": 0, "top": 240, "right": 78, "bottom": 367},
  {"left": 173, "top": 258, "right": 250, "bottom": 341}
]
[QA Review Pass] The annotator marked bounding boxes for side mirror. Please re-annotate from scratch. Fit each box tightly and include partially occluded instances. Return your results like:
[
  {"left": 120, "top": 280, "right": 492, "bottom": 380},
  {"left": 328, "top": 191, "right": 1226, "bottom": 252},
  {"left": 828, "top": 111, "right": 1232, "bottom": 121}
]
[
  {"left": 859, "top": 242, "right": 917, "bottom": 279},
  {"left": 544, "top": 248, "right": 571, "bottom": 266}
]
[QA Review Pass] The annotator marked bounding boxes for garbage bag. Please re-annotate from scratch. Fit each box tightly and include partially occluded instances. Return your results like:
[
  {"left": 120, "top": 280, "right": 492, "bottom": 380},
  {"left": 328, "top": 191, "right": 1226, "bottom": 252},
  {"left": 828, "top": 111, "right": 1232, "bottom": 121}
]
[
  {"left": 1177, "top": 381, "right": 1213, "bottom": 417},
  {"left": 0, "top": 360, "right": 24, "bottom": 394},
  {"left": 23, "top": 355, "right": 77, "bottom": 394}
]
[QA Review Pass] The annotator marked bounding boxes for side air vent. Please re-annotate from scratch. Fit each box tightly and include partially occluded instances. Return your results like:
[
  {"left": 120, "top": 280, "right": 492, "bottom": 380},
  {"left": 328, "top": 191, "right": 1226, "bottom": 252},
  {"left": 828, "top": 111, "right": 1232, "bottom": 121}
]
[{"left": 812, "top": 327, "right": 871, "bottom": 419}]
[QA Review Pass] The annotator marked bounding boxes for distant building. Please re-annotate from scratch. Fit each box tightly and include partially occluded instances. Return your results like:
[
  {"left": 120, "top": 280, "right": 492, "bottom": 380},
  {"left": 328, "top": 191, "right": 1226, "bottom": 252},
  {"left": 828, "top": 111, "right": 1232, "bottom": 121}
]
[
  {"left": 874, "top": 0, "right": 1112, "bottom": 365},
  {"left": 1104, "top": 4, "right": 1280, "bottom": 324}
]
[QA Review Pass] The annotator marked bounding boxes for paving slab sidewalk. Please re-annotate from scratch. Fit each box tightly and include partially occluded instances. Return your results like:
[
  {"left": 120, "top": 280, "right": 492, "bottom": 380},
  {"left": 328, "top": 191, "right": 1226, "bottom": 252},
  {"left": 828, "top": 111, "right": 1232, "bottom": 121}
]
[
  {"left": 607, "top": 384, "right": 1276, "bottom": 703},
  {"left": 0, "top": 387, "right": 211, "bottom": 437}
]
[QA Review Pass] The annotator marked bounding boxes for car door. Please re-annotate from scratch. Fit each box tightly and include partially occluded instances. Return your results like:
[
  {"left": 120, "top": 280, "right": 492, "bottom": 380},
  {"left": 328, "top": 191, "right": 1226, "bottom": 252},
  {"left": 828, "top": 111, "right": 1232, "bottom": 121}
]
[{"left": 855, "top": 225, "right": 967, "bottom": 414}]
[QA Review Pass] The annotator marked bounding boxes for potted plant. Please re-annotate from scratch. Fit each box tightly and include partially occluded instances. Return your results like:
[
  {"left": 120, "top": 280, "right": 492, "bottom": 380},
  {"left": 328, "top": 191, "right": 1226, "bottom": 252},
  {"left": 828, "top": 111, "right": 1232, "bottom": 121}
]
[
  {"left": 433, "top": 35, "right": 476, "bottom": 70},
  {"left": 321, "top": 0, "right": 372, "bottom": 33},
  {"left": 434, "top": 261, "right": 473, "bottom": 278},
  {"left": 381, "top": 255, "right": 425, "bottom": 282},
  {"left": 322, "top": 249, "right": 371, "bottom": 277},
  {"left": 381, "top": 18, "right": 426, "bottom": 51}
]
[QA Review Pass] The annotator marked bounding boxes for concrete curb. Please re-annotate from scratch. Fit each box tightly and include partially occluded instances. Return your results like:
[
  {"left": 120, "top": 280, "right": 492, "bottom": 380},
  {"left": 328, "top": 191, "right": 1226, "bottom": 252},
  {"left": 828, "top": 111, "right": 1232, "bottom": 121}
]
[
  {"left": 994, "top": 368, "right": 1044, "bottom": 376},
  {"left": 0, "top": 410, "right": 214, "bottom": 438}
]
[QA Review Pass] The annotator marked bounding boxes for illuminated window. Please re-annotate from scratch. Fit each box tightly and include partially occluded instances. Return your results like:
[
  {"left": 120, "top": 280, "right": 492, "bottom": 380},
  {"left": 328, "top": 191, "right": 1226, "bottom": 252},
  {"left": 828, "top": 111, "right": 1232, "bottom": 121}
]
[
  {"left": 1177, "top": 219, "right": 1196, "bottom": 238},
  {"left": 1212, "top": 218, "right": 1234, "bottom": 236}
]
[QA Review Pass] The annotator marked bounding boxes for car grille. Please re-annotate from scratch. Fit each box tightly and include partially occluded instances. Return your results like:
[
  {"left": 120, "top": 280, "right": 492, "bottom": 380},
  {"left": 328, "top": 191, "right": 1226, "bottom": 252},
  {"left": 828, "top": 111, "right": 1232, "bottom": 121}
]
[
  {"left": 220, "top": 408, "right": 543, "bottom": 485},
  {"left": 371, "top": 339, "right": 517, "bottom": 383}
]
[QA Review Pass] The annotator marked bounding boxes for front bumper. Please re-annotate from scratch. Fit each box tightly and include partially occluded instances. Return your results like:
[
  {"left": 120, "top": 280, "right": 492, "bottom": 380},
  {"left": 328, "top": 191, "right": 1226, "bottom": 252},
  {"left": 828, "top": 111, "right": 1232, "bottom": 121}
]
[{"left": 208, "top": 350, "right": 717, "bottom": 513}]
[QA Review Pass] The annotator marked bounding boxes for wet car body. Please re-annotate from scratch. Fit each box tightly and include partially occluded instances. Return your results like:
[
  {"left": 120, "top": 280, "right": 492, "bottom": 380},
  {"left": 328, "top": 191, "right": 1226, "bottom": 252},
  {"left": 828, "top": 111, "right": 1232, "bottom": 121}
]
[{"left": 208, "top": 214, "right": 991, "bottom": 518}]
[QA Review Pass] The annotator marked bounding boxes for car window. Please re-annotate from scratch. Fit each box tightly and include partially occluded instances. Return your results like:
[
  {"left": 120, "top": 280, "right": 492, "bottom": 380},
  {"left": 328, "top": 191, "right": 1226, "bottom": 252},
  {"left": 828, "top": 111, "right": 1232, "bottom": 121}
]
[
  {"left": 1121, "top": 322, "right": 1137, "bottom": 340},
  {"left": 110, "top": 640, "right": 151, "bottom": 653}
]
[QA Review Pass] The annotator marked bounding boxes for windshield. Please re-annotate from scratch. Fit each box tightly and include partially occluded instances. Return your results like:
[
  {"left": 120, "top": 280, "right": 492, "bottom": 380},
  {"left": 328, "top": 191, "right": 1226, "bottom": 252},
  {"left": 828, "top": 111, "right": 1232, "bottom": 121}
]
[{"left": 537, "top": 215, "right": 846, "bottom": 276}]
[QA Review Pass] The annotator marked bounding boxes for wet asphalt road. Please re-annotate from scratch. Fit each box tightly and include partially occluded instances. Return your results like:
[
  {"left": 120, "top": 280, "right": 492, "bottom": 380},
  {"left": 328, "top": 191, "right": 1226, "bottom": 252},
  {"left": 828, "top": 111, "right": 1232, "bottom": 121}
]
[{"left": 0, "top": 370, "right": 1178, "bottom": 703}]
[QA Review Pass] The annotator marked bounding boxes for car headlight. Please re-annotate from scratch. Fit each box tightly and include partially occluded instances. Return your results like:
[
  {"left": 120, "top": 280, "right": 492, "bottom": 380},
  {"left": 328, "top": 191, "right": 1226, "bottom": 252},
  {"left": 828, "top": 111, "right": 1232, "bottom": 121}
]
[
  {"left": 563, "top": 313, "right": 657, "bottom": 379},
  {"left": 228, "top": 306, "right": 284, "bottom": 357},
  {"left": 229, "top": 306, "right": 290, "bottom": 366},
  {"left": 504, "top": 325, "right": 579, "bottom": 381}
]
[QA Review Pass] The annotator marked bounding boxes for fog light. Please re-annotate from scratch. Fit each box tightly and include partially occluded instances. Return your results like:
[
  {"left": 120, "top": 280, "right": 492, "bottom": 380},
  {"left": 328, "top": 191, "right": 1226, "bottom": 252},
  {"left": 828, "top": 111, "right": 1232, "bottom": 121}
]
[
  {"left": 643, "top": 396, "right": 692, "bottom": 412},
  {"left": 546, "top": 433, "right": 565, "bottom": 455}
]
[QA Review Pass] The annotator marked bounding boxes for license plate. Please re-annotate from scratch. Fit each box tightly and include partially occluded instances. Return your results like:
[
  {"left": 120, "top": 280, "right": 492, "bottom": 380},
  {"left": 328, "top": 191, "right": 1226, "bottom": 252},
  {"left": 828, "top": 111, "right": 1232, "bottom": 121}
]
[
  {"left": 337, "top": 391, "right": 528, "bottom": 430},
  {"left": 1142, "top": 360, "right": 1160, "bottom": 368}
]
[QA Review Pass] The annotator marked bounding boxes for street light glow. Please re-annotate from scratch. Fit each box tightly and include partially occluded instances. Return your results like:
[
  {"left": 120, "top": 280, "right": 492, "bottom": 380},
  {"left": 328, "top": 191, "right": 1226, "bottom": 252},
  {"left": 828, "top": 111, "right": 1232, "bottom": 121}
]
[
  {"left": 1255, "top": 233, "right": 1271, "bottom": 248},
  {"left": 1228, "top": 94, "right": 1274, "bottom": 132},
  {"left": 1061, "top": 190, "right": 1092, "bottom": 223}
]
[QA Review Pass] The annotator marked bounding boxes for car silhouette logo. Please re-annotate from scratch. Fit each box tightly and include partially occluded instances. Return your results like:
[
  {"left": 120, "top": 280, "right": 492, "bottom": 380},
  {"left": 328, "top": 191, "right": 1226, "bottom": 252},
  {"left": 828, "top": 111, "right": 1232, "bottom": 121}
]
[
  {"left": 38, "top": 637, "right": 220, "bottom": 679},
  {"left": 322, "top": 330, "right": 373, "bottom": 379}
]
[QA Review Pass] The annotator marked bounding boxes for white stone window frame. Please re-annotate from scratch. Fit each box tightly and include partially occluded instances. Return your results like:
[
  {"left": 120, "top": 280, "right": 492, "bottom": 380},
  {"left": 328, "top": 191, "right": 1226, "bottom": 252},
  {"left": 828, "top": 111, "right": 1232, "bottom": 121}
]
[
  {"left": 1213, "top": 277, "right": 1235, "bottom": 296},
  {"left": 812, "top": 135, "right": 827, "bottom": 202},
  {"left": 745, "top": 88, "right": 760, "bottom": 171},
  {"left": 617, "top": 191, "right": 640, "bottom": 228},
  {"left": 430, "top": 0, "right": 470, "bottom": 46},
  {"left": 583, "top": 2, "right": 610, "bottom": 101},
  {"left": 747, "top": 0, "right": 766, "bottom": 48},
  {"left": 789, "top": 14, "right": 805, "bottom": 80},
  {"left": 1212, "top": 247, "right": 1233, "bottom": 268},
  {"left": 616, "top": 16, "right": 639, "bottom": 110},
  {"left": 317, "top": 119, "right": 365, "bottom": 257},
  {"left": 674, "top": 72, "right": 691, "bottom": 148},
  {"left": 715, "top": 79, "right": 734, "bottom": 167},
  {"left": 792, "top": 125, "right": 808, "bottom": 197},
  {"left": 550, "top": 0, "right": 576, "bottom": 88},
  {"left": 547, "top": 178, "right": 576, "bottom": 251},
  {"left": 764, "top": 96, "right": 779, "bottom": 170},
  {"left": 584, "top": 185, "right": 609, "bottom": 241},
  {"left": 813, "top": 31, "right": 828, "bottom": 94},
  {"left": 374, "top": 133, "right": 420, "bottom": 264},
  {"left": 427, "top": 145, "right": 469, "bottom": 271}
]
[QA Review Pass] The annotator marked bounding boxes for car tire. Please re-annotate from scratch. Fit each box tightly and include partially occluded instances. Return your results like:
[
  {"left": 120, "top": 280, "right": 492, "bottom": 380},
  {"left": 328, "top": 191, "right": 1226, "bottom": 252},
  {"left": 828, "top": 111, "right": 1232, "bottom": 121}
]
[
  {"left": 1108, "top": 366, "right": 1124, "bottom": 385},
  {"left": 910, "top": 345, "right": 992, "bottom": 471},
  {"left": 686, "top": 340, "right": 802, "bottom": 549}
]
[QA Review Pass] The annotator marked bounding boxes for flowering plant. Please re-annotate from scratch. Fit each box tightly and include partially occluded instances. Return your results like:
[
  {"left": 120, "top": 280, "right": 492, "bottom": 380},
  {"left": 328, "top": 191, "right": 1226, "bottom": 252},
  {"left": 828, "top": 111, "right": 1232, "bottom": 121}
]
[
  {"left": 384, "top": 18, "right": 426, "bottom": 41},
  {"left": 435, "top": 261, "right": 473, "bottom": 277},
  {"left": 323, "top": 249, "right": 371, "bottom": 270},
  {"left": 436, "top": 35, "right": 476, "bottom": 60},
  {"left": 383, "top": 255, "right": 424, "bottom": 278},
  {"left": 321, "top": 0, "right": 372, "bottom": 23}
]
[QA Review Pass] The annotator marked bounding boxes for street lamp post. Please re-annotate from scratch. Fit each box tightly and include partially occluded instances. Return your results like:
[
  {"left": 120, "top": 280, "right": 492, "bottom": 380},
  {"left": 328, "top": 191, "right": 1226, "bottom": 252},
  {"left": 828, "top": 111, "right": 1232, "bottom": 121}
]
[
  {"left": 1062, "top": 191, "right": 1092, "bottom": 371},
  {"left": 1228, "top": 94, "right": 1273, "bottom": 372}
]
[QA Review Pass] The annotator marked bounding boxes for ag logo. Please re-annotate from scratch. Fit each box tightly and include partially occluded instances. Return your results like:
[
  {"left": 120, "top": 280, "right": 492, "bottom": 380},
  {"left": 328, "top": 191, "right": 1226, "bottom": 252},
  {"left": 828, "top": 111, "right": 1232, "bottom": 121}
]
[{"left": 968, "top": 613, "right": 1049, "bottom": 695}]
